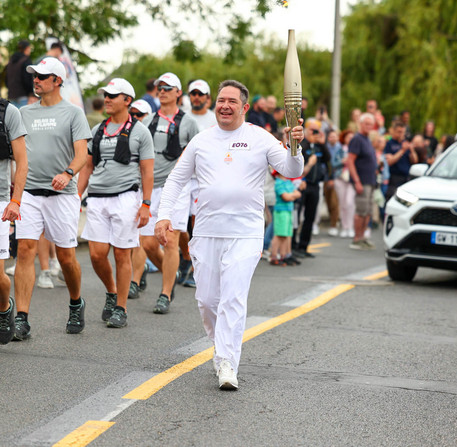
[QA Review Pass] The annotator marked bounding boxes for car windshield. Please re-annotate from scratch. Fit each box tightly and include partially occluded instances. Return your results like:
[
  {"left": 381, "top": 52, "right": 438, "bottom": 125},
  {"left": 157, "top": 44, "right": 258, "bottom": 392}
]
[{"left": 429, "top": 147, "right": 457, "bottom": 179}]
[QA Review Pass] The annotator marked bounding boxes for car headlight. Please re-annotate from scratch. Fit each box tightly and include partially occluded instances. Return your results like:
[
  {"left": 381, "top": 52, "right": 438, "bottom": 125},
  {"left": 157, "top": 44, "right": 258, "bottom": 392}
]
[{"left": 395, "top": 188, "right": 419, "bottom": 207}]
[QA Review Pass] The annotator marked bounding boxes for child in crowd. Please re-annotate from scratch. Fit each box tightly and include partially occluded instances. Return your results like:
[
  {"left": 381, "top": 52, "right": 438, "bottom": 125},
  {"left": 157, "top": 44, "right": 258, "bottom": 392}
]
[{"left": 270, "top": 172, "right": 302, "bottom": 266}]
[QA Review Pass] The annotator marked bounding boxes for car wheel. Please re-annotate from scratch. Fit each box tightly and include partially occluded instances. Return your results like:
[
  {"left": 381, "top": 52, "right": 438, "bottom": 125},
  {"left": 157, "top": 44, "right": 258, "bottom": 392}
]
[{"left": 386, "top": 260, "right": 418, "bottom": 282}]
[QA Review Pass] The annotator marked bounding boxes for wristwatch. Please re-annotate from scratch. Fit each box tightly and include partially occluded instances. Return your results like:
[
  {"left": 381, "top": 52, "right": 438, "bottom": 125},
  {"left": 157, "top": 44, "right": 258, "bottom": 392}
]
[
  {"left": 65, "top": 168, "right": 74, "bottom": 177},
  {"left": 142, "top": 200, "right": 151, "bottom": 206}
]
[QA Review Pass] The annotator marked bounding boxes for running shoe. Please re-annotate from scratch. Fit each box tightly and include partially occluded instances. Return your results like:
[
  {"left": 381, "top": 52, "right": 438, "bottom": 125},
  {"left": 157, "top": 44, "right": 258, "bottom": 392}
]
[
  {"left": 66, "top": 298, "right": 85, "bottom": 334},
  {"left": 102, "top": 292, "right": 117, "bottom": 321},
  {"left": 183, "top": 270, "right": 196, "bottom": 288},
  {"left": 37, "top": 270, "right": 54, "bottom": 289},
  {"left": 13, "top": 315, "right": 31, "bottom": 341},
  {"left": 218, "top": 359, "right": 238, "bottom": 390},
  {"left": 0, "top": 297, "right": 15, "bottom": 345},
  {"left": 153, "top": 293, "right": 171, "bottom": 314},
  {"left": 107, "top": 307, "right": 127, "bottom": 328},
  {"left": 128, "top": 281, "right": 140, "bottom": 299},
  {"left": 177, "top": 259, "right": 192, "bottom": 284}
]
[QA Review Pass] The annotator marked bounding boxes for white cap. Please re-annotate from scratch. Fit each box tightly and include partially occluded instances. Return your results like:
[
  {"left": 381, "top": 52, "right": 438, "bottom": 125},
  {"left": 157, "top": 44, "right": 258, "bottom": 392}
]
[
  {"left": 188, "top": 80, "right": 210, "bottom": 95},
  {"left": 98, "top": 78, "right": 135, "bottom": 98},
  {"left": 154, "top": 72, "right": 182, "bottom": 90},
  {"left": 26, "top": 57, "right": 66, "bottom": 80},
  {"left": 130, "top": 99, "right": 152, "bottom": 115}
]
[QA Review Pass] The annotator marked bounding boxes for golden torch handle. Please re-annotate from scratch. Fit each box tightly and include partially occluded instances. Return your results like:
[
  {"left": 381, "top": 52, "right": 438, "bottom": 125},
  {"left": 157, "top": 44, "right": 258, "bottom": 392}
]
[{"left": 284, "top": 29, "right": 302, "bottom": 157}]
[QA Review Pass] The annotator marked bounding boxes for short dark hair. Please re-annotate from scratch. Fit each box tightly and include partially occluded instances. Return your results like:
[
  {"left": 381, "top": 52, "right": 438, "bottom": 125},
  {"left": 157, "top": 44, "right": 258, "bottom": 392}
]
[
  {"left": 145, "top": 79, "right": 156, "bottom": 92},
  {"left": 50, "top": 42, "right": 64, "bottom": 52},
  {"left": 217, "top": 80, "right": 249, "bottom": 105},
  {"left": 393, "top": 121, "right": 406, "bottom": 129},
  {"left": 92, "top": 97, "right": 104, "bottom": 111},
  {"left": 18, "top": 40, "right": 31, "bottom": 51}
]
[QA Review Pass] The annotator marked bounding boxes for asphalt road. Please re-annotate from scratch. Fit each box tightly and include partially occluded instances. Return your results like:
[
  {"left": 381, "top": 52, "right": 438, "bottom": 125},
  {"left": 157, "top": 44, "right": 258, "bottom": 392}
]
[{"left": 1, "top": 226, "right": 456, "bottom": 447}]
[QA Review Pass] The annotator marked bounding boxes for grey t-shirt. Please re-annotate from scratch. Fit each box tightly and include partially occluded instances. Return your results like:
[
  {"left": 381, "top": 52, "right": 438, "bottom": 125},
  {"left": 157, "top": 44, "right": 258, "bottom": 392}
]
[
  {"left": 87, "top": 120, "right": 154, "bottom": 194},
  {"left": 0, "top": 102, "right": 27, "bottom": 202},
  {"left": 20, "top": 99, "right": 92, "bottom": 194},
  {"left": 143, "top": 112, "right": 199, "bottom": 188},
  {"left": 191, "top": 110, "right": 217, "bottom": 132}
]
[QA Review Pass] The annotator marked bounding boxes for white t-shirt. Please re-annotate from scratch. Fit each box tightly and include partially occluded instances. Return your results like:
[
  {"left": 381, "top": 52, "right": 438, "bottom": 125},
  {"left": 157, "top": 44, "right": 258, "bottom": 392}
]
[{"left": 158, "top": 122, "right": 304, "bottom": 238}]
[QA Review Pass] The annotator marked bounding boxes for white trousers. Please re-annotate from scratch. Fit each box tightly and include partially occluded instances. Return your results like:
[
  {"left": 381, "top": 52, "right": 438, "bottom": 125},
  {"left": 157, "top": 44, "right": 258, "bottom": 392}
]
[{"left": 189, "top": 237, "right": 262, "bottom": 373}]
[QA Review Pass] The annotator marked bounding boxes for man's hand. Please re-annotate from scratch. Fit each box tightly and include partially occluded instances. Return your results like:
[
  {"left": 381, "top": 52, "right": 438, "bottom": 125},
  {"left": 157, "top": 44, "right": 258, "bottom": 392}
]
[
  {"left": 136, "top": 205, "right": 150, "bottom": 229},
  {"left": 354, "top": 180, "right": 364, "bottom": 195},
  {"left": 154, "top": 219, "right": 173, "bottom": 246},
  {"left": 284, "top": 118, "right": 304, "bottom": 143},
  {"left": 52, "top": 172, "right": 71, "bottom": 191},
  {"left": 2, "top": 202, "right": 20, "bottom": 222}
]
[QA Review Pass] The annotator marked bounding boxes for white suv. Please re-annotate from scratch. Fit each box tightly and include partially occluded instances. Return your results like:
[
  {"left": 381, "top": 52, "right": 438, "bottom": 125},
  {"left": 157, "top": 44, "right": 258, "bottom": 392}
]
[{"left": 384, "top": 143, "right": 457, "bottom": 281}]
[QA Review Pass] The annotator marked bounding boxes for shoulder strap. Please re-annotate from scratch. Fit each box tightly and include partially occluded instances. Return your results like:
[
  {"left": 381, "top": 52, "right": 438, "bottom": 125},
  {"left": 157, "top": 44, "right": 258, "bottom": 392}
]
[
  {"left": 91, "top": 118, "right": 109, "bottom": 166},
  {"left": 0, "top": 99, "right": 12, "bottom": 160},
  {"left": 113, "top": 117, "right": 138, "bottom": 165},
  {"left": 147, "top": 112, "right": 160, "bottom": 138}
]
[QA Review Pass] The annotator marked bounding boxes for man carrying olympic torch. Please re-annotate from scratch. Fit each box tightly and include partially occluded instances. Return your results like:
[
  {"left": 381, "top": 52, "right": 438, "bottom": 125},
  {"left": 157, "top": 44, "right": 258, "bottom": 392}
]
[{"left": 155, "top": 79, "right": 304, "bottom": 390}]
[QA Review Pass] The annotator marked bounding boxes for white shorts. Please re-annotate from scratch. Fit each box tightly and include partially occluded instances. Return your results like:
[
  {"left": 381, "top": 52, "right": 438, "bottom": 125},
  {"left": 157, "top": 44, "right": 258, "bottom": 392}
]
[
  {"left": 16, "top": 192, "right": 80, "bottom": 248},
  {"left": 81, "top": 190, "right": 141, "bottom": 248},
  {"left": 189, "top": 177, "right": 199, "bottom": 216},
  {"left": 0, "top": 202, "right": 10, "bottom": 259},
  {"left": 140, "top": 183, "right": 191, "bottom": 236}
]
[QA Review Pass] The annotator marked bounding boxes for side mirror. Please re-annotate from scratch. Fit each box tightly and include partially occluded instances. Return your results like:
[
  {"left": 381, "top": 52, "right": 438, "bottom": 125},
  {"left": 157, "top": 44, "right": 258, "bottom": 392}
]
[{"left": 409, "top": 163, "right": 428, "bottom": 178}]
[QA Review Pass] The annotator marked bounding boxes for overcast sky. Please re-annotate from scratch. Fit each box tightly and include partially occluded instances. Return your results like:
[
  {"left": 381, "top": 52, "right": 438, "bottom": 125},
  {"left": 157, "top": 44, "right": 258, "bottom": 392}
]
[{"left": 85, "top": 0, "right": 359, "bottom": 87}]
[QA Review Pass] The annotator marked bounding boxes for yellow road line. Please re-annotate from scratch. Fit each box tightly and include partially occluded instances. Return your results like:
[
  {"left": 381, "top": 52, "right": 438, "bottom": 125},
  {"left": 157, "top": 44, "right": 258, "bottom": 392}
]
[
  {"left": 52, "top": 421, "right": 114, "bottom": 447},
  {"left": 363, "top": 270, "right": 388, "bottom": 281},
  {"left": 123, "top": 283, "right": 354, "bottom": 401},
  {"left": 308, "top": 242, "right": 332, "bottom": 249}
]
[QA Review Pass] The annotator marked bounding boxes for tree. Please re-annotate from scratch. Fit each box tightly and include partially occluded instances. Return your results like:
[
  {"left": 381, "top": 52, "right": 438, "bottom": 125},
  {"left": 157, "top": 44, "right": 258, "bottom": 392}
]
[
  {"left": 341, "top": 0, "right": 457, "bottom": 134},
  {"left": 0, "top": 0, "right": 286, "bottom": 67},
  {"left": 0, "top": 0, "right": 138, "bottom": 64}
]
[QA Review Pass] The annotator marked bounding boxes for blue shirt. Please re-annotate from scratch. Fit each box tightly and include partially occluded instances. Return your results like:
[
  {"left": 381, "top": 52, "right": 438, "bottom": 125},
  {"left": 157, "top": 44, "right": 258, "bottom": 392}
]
[
  {"left": 348, "top": 133, "right": 377, "bottom": 186},
  {"left": 384, "top": 138, "right": 410, "bottom": 177},
  {"left": 274, "top": 177, "right": 295, "bottom": 212}
]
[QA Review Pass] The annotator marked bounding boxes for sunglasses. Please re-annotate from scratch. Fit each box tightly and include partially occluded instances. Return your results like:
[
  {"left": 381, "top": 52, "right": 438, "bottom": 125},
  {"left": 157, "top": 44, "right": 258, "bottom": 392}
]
[
  {"left": 158, "top": 85, "right": 175, "bottom": 92},
  {"left": 104, "top": 92, "right": 121, "bottom": 99},
  {"left": 190, "top": 90, "right": 206, "bottom": 97},
  {"left": 33, "top": 73, "right": 55, "bottom": 81},
  {"left": 131, "top": 112, "right": 146, "bottom": 118}
]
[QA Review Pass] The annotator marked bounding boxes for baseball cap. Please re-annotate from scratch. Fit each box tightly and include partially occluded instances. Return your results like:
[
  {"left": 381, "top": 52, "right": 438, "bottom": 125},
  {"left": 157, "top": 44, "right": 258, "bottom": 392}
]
[
  {"left": 26, "top": 57, "right": 66, "bottom": 80},
  {"left": 154, "top": 72, "right": 182, "bottom": 90},
  {"left": 188, "top": 80, "right": 210, "bottom": 95},
  {"left": 97, "top": 78, "right": 135, "bottom": 98},
  {"left": 130, "top": 99, "right": 152, "bottom": 115}
]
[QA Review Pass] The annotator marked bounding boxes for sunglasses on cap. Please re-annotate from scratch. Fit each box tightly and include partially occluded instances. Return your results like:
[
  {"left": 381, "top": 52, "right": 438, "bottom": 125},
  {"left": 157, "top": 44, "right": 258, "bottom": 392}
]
[
  {"left": 104, "top": 92, "right": 122, "bottom": 99},
  {"left": 130, "top": 112, "right": 146, "bottom": 118},
  {"left": 33, "top": 73, "right": 55, "bottom": 81},
  {"left": 157, "top": 85, "right": 175, "bottom": 92},
  {"left": 190, "top": 90, "right": 206, "bottom": 97}
]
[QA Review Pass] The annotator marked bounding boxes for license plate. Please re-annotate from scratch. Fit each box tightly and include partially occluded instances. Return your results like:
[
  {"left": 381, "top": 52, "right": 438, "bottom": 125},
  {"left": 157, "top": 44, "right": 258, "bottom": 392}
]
[{"left": 431, "top": 232, "right": 457, "bottom": 246}]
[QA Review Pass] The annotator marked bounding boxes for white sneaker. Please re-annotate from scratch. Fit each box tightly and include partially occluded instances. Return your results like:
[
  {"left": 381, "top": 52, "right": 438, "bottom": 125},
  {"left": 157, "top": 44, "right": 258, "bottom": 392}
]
[
  {"left": 5, "top": 263, "right": 16, "bottom": 276},
  {"left": 218, "top": 359, "right": 238, "bottom": 390},
  {"left": 348, "top": 229, "right": 355, "bottom": 238},
  {"left": 49, "top": 258, "right": 62, "bottom": 277},
  {"left": 328, "top": 227, "right": 338, "bottom": 237},
  {"left": 339, "top": 229, "right": 348, "bottom": 238},
  {"left": 364, "top": 228, "right": 372, "bottom": 239},
  {"left": 37, "top": 270, "right": 54, "bottom": 289},
  {"left": 312, "top": 225, "right": 320, "bottom": 236}
]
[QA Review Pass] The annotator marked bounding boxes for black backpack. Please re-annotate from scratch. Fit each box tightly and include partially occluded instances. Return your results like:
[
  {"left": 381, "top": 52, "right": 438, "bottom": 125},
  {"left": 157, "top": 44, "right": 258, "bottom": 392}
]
[
  {"left": 91, "top": 116, "right": 139, "bottom": 166},
  {"left": 0, "top": 99, "right": 12, "bottom": 160},
  {"left": 148, "top": 110, "right": 185, "bottom": 161}
]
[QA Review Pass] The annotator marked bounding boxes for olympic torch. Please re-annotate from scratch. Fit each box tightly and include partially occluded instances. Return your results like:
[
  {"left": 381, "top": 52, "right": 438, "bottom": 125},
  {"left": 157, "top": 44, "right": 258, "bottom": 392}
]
[{"left": 284, "top": 29, "right": 302, "bottom": 156}]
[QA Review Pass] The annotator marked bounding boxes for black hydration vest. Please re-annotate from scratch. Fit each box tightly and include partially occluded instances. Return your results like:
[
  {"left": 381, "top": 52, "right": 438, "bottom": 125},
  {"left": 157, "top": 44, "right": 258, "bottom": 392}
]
[
  {"left": 91, "top": 116, "right": 138, "bottom": 166},
  {"left": 148, "top": 110, "right": 185, "bottom": 161},
  {"left": 0, "top": 99, "right": 12, "bottom": 160}
]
